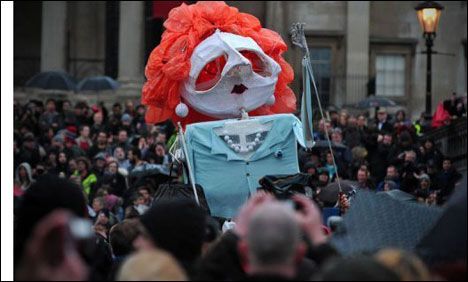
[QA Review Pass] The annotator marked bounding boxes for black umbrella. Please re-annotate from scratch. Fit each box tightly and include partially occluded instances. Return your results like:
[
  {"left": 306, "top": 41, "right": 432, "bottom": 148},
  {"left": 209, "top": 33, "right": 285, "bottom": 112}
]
[
  {"left": 378, "top": 189, "right": 416, "bottom": 202},
  {"left": 76, "top": 76, "right": 120, "bottom": 92},
  {"left": 356, "top": 96, "right": 397, "bottom": 109},
  {"left": 330, "top": 190, "right": 443, "bottom": 255},
  {"left": 416, "top": 186, "right": 467, "bottom": 265},
  {"left": 317, "top": 180, "right": 358, "bottom": 206},
  {"left": 25, "top": 71, "right": 76, "bottom": 91}
]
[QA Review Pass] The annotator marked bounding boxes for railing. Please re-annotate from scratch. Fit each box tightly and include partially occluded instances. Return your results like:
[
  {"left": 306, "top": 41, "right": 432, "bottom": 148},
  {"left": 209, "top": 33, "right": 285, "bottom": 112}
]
[{"left": 422, "top": 118, "right": 467, "bottom": 170}]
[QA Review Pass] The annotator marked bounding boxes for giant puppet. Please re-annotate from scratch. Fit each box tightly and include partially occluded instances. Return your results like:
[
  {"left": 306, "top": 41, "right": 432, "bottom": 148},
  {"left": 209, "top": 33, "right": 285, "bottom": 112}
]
[{"left": 142, "top": 2, "right": 317, "bottom": 218}]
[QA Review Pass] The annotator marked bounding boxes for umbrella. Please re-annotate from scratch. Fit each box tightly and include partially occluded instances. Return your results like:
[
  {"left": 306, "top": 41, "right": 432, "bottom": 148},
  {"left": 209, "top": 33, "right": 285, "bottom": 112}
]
[
  {"left": 356, "top": 96, "right": 397, "bottom": 109},
  {"left": 317, "top": 180, "right": 358, "bottom": 206},
  {"left": 76, "top": 76, "right": 120, "bottom": 92},
  {"left": 25, "top": 71, "right": 76, "bottom": 91},
  {"left": 378, "top": 189, "right": 416, "bottom": 202},
  {"left": 416, "top": 185, "right": 467, "bottom": 265},
  {"left": 330, "top": 190, "right": 443, "bottom": 255}
]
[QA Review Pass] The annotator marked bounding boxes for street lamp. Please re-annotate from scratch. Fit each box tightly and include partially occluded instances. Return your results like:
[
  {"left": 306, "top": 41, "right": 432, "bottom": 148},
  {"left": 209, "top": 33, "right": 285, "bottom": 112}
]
[{"left": 415, "top": 1, "right": 444, "bottom": 115}]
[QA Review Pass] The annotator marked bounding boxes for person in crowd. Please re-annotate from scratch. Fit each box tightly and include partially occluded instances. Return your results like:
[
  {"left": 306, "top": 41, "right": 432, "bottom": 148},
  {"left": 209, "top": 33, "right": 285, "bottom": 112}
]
[
  {"left": 435, "top": 157, "right": 462, "bottom": 205},
  {"left": 137, "top": 186, "right": 153, "bottom": 207},
  {"left": 63, "top": 128, "right": 87, "bottom": 159},
  {"left": 356, "top": 168, "right": 375, "bottom": 190},
  {"left": 90, "top": 110, "right": 107, "bottom": 139},
  {"left": 38, "top": 98, "right": 62, "bottom": 132},
  {"left": 342, "top": 115, "right": 361, "bottom": 149},
  {"left": 108, "top": 102, "right": 123, "bottom": 135},
  {"left": 198, "top": 192, "right": 338, "bottom": 281},
  {"left": 338, "top": 111, "right": 349, "bottom": 129},
  {"left": 237, "top": 201, "right": 307, "bottom": 280},
  {"left": 133, "top": 105, "right": 148, "bottom": 135},
  {"left": 88, "top": 130, "right": 112, "bottom": 159},
  {"left": 98, "top": 158, "right": 127, "bottom": 198},
  {"left": 374, "top": 249, "right": 431, "bottom": 281},
  {"left": 314, "top": 255, "right": 399, "bottom": 281},
  {"left": 376, "top": 165, "right": 400, "bottom": 191},
  {"left": 419, "top": 138, "right": 444, "bottom": 170},
  {"left": 107, "top": 219, "right": 144, "bottom": 280},
  {"left": 92, "top": 153, "right": 107, "bottom": 180},
  {"left": 17, "top": 133, "right": 42, "bottom": 168},
  {"left": 135, "top": 199, "right": 207, "bottom": 279},
  {"left": 348, "top": 146, "right": 369, "bottom": 181},
  {"left": 74, "top": 157, "right": 98, "bottom": 201},
  {"left": 14, "top": 175, "right": 89, "bottom": 280},
  {"left": 369, "top": 132, "right": 394, "bottom": 183},
  {"left": 92, "top": 196, "right": 106, "bottom": 220},
  {"left": 75, "top": 125, "right": 93, "bottom": 152},
  {"left": 414, "top": 174, "right": 436, "bottom": 204},
  {"left": 145, "top": 142, "right": 171, "bottom": 165},
  {"left": 50, "top": 151, "right": 68, "bottom": 177},
  {"left": 73, "top": 102, "right": 90, "bottom": 127},
  {"left": 117, "top": 250, "right": 188, "bottom": 281},
  {"left": 393, "top": 109, "right": 412, "bottom": 135},
  {"left": 15, "top": 162, "right": 35, "bottom": 193},
  {"left": 113, "top": 146, "right": 132, "bottom": 172},
  {"left": 121, "top": 113, "right": 135, "bottom": 136},
  {"left": 314, "top": 118, "right": 332, "bottom": 141},
  {"left": 116, "top": 129, "right": 131, "bottom": 152},
  {"left": 375, "top": 107, "right": 393, "bottom": 133}
]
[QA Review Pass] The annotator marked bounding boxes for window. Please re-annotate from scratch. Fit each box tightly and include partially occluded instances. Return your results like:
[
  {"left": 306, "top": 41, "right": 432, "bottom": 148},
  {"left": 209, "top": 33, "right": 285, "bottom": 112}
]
[
  {"left": 369, "top": 41, "right": 416, "bottom": 101},
  {"left": 375, "top": 54, "right": 406, "bottom": 97},
  {"left": 310, "top": 47, "right": 332, "bottom": 106}
]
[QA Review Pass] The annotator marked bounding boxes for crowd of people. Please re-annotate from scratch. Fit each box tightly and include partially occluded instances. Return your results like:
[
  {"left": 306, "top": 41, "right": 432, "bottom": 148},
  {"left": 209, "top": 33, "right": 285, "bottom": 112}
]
[
  {"left": 298, "top": 103, "right": 464, "bottom": 207},
  {"left": 13, "top": 96, "right": 466, "bottom": 281}
]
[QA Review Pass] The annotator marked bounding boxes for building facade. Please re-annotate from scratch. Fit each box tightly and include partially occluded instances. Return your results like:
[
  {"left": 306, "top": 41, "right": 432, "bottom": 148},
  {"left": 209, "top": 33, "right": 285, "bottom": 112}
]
[{"left": 14, "top": 1, "right": 467, "bottom": 118}]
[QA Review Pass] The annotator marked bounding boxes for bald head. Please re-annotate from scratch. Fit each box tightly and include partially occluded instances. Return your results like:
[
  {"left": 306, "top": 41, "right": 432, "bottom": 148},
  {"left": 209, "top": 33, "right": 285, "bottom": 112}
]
[{"left": 246, "top": 202, "right": 302, "bottom": 267}]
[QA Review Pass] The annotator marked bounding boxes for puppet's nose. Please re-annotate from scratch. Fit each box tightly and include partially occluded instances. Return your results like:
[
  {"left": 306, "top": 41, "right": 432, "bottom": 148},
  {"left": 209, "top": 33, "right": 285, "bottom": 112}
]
[{"left": 226, "top": 63, "right": 251, "bottom": 78}]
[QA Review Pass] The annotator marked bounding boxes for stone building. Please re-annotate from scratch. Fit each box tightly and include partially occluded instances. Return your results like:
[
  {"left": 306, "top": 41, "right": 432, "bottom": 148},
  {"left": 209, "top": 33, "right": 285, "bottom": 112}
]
[{"left": 14, "top": 1, "right": 467, "bottom": 118}]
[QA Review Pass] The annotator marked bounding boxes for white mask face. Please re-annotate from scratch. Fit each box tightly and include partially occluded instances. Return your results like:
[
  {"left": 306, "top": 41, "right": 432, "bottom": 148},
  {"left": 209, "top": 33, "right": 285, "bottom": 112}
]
[{"left": 181, "top": 30, "right": 280, "bottom": 119}]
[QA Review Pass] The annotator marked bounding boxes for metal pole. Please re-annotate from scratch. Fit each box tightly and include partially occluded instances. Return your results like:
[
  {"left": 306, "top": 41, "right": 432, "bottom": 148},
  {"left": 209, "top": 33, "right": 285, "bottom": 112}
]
[{"left": 425, "top": 33, "right": 434, "bottom": 115}]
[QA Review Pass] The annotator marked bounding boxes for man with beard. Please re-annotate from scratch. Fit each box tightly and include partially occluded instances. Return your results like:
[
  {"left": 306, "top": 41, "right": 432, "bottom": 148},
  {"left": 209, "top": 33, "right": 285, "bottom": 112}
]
[{"left": 88, "top": 130, "right": 112, "bottom": 159}]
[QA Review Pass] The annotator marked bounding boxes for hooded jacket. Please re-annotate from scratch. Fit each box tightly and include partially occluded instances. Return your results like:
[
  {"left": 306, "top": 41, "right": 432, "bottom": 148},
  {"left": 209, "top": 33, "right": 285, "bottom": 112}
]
[{"left": 15, "top": 162, "right": 35, "bottom": 191}]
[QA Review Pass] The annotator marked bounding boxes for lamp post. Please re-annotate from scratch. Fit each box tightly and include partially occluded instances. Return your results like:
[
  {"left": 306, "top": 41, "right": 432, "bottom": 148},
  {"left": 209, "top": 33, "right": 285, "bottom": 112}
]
[{"left": 415, "top": 1, "right": 444, "bottom": 115}]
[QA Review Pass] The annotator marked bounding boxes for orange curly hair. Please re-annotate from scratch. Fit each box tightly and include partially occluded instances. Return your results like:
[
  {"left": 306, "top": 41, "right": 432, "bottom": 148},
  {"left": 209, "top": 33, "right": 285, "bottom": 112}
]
[{"left": 142, "top": 1, "right": 296, "bottom": 126}]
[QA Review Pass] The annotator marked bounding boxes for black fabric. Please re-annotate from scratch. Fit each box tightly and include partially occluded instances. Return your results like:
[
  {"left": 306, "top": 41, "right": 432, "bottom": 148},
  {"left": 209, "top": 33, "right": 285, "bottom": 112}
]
[
  {"left": 257, "top": 173, "right": 312, "bottom": 199},
  {"left": 153, "top": 182, "right": 211, "bottom": 215}
]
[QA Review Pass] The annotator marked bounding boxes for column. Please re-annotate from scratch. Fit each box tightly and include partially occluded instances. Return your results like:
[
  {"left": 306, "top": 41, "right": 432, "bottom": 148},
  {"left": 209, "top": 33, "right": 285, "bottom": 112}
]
[
  {"left": 41, "top": 1, "right": 67, "bottom": 72},
  {"left": 345, "top": 1, "right": 370, "bottom": 105},
  {"left": 118, "top": 1, "right": 145, "bottom": 97}
]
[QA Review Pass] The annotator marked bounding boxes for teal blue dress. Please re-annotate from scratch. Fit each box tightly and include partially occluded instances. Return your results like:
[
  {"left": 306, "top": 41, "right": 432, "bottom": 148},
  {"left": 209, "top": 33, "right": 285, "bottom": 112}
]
[{"left": 185, "top": 114, "right": 305, "bottom": 218}]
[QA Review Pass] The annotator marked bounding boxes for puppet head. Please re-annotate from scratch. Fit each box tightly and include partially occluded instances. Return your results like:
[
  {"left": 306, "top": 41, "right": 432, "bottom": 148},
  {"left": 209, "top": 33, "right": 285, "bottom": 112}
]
[{"left": 142, "top": 1, "right": 296, "bottom": 126}]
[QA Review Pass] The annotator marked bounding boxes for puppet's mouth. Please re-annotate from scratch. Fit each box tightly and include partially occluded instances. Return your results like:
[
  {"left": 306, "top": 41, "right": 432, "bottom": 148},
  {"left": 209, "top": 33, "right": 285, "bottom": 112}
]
[{"left": 231, "top": 84, "right": 248, "bottom": 95}]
